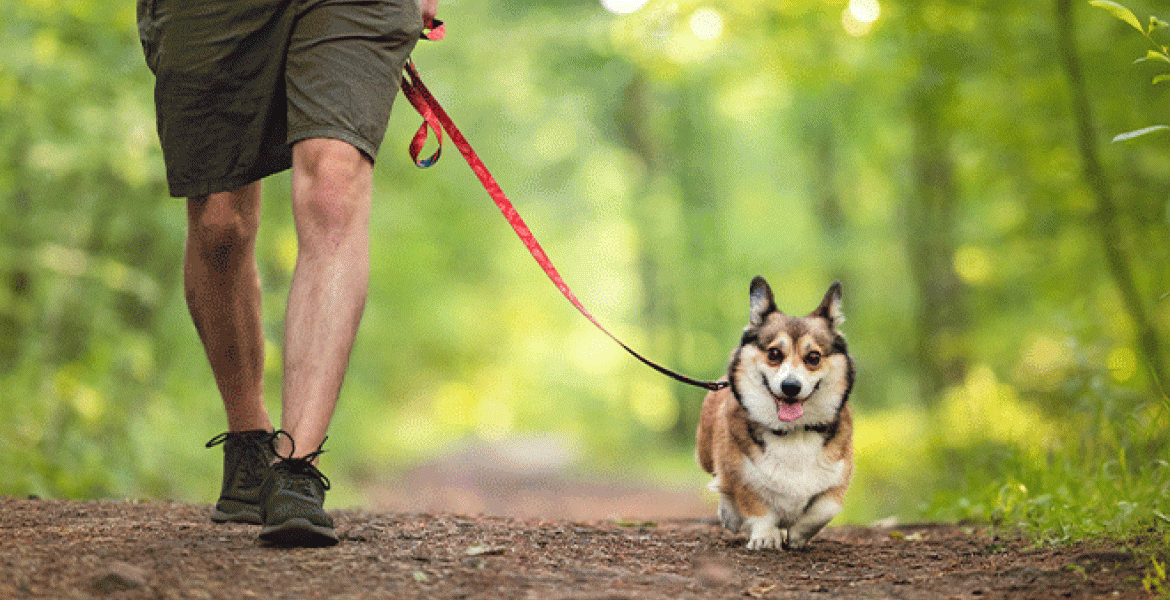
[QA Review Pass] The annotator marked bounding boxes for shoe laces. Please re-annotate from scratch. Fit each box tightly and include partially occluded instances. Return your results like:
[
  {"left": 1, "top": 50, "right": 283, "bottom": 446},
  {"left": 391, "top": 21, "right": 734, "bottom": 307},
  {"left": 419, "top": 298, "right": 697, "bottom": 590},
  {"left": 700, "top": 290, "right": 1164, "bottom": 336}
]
[
  {"left": 268, "top": 430, "right": 331, "bottom": 492},
  {"left": 205, "top": 430, "right": 275, "bottom": 450},
  {"left": 206, "top": 430, "right": 276, "bottom": 487}
]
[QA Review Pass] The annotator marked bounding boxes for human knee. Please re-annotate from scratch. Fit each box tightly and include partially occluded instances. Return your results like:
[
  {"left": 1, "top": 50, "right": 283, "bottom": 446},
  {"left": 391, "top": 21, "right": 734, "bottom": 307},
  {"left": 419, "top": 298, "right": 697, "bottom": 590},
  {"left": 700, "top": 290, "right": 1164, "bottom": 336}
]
[
  {"left": 188, "top": 189, "right": 260, "bottom": 263},
  {"left": 293, "top": 139, "right": 371, "bottom": 246}
]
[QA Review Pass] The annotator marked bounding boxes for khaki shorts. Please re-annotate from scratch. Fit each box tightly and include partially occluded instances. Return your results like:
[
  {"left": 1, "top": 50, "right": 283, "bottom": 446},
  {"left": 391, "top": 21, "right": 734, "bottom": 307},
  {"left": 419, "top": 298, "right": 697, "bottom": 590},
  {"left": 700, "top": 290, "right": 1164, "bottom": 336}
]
[{"left": 137, "top": 0, "right": 423, "bottom": 198}]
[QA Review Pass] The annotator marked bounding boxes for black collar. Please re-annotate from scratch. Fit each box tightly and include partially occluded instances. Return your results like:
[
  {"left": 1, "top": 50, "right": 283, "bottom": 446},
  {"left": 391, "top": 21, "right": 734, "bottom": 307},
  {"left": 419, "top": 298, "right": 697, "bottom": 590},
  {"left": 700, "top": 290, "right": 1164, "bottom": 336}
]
[
  {"left": 749, "top": 420, "right": 839, "bottom": 448},
  {"left": 775, "top": 422, "right": 835, "bottom": 436}
]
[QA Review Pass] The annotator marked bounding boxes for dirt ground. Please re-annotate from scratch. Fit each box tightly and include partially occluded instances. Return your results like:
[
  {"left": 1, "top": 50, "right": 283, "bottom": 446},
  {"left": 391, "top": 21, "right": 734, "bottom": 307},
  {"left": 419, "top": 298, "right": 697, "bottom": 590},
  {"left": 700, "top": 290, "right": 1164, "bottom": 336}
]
[{"left": 0, "top": 494, "right": 1154, "bottom": 600}]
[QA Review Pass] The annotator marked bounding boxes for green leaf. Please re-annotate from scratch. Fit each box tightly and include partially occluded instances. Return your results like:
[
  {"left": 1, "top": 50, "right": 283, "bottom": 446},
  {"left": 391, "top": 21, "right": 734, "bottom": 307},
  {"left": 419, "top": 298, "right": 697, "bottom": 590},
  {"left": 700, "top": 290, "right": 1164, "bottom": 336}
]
[
  {"left": 1153, "top": 73, "right": 1170, "bottom": 84},
  {"left": 1112, "top": 125, "right": 1170, "bottom": 142},
  {"left": 1134, "top": 52, "right": 1170, "bottom": 65},
  {"left": 1150, "top": 16, "right": 1169, "bottom": 31},
  {"left": 1147, "top": 50, "right": 1170, "bottom": 63},
  {"left": 614, "top": 519, "right": 657, "bottom": 527},
  {"left": 1089, "top": 0, "right": 1145, "bottom": 32}
]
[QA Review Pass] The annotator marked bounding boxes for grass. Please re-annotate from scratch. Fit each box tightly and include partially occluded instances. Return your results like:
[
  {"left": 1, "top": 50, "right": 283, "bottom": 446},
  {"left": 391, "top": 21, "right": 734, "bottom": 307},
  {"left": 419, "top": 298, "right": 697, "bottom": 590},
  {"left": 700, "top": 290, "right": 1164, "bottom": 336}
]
[
  {"left": 976, "top": 446, "right": 1170, "bottom": 598},
  {"left": 934, "top": 414, "right": 1169, "bottom": 545},
  {"left": 843, "top": 361, "right": 1169, "bottom": 596},
  {"left": 921, "top": 385, "right": 1169, "bottom": 596}
]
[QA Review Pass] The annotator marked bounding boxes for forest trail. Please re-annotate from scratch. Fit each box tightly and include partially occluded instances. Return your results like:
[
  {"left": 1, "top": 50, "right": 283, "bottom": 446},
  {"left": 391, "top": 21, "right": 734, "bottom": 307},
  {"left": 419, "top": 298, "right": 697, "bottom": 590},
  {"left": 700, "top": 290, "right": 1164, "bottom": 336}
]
[{"left": 0, "top": 495, "right": 1151, "bottom": 600}]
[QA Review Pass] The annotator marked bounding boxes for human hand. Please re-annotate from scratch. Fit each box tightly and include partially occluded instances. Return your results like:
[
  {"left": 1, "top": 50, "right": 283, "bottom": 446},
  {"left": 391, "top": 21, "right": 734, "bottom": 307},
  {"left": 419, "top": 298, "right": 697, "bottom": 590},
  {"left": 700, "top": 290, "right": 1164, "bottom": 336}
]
[{"left": 419, "top": 0, "right": 438, "bottom": 23}]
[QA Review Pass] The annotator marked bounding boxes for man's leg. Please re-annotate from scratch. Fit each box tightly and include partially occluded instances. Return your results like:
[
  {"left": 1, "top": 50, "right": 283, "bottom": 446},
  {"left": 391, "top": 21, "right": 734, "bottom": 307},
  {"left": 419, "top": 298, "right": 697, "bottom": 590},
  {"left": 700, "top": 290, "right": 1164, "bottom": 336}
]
[
  {"left": 277, "top": 137, "right": 372, "bottom": 459},
  {"left": 254, "top": 137, "right": 368, "bottom": 547},
  {"left": 185, "top": 182, "right": 271, "bottom": 432},
  {"left": 187, "top": 183, "right": 277, "bottom": 525}
]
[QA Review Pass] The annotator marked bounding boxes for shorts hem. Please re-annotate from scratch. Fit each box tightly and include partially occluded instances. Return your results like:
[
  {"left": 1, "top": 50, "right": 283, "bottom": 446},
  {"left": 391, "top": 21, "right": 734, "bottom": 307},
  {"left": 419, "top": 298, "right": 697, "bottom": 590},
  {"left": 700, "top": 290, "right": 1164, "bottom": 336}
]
[
  {"left": 288, "top": 128, "right": 381, "bottom": 163},
  {"left": 167, "top": 159, "right": 290, "bottom": 199}
]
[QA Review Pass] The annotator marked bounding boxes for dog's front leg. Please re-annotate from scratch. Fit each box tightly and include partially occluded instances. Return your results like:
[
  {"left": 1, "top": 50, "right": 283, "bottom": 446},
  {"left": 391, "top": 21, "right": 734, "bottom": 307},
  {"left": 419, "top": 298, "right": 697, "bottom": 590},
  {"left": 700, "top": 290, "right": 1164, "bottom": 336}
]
[
  {"left": 717, "top": 494, "right": 743, "bottom": 532},
  {"left": 744, "top": 513, "right": 785, "bottom": 550},
  {"left": 785, "top": 493, "right": 842, "bottom": 549}
]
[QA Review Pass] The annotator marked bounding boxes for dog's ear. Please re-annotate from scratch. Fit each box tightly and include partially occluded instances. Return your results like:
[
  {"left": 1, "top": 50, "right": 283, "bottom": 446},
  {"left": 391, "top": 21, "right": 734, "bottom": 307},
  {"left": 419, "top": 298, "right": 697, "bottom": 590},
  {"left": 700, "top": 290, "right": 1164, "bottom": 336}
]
[
  {"left": 810, "top": 281, "right": 844, "bottom": 330},
  {"left": 749, "top": 276, "right": 779, "bottom": 326}
]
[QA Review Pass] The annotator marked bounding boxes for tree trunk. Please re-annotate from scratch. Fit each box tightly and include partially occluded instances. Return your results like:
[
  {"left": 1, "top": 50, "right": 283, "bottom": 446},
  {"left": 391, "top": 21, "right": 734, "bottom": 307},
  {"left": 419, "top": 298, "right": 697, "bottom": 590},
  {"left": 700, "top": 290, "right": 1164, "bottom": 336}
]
[
  {"left": 905, "top": 65, "right": 968, "bottom": 403},
  {"left": 1054, "top": 0, "right": 1169, "bottom": 397}
]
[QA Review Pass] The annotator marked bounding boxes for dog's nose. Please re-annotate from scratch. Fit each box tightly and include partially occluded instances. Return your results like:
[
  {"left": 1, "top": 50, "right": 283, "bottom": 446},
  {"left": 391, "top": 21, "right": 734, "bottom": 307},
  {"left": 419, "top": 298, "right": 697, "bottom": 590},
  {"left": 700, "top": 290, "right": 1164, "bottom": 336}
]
[{"left": 780, "top": 378, "right": 802, "bottom": 398}]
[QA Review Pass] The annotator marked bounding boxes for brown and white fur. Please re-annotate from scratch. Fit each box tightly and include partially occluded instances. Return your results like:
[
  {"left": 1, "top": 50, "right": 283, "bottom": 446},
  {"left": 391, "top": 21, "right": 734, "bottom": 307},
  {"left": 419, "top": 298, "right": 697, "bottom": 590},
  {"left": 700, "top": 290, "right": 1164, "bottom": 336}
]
[{"left": 696, "top": 277, "right": 855, "bottom": 550}]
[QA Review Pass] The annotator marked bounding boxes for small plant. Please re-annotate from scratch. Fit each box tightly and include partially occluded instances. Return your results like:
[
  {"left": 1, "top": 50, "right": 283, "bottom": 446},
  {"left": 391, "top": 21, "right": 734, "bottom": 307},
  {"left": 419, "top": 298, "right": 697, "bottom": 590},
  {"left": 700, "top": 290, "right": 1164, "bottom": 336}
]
[
  {"left": 1064, "top": 563, "right": 1089, "bottom": 581},
  {"left": 1090, "top": 0, "right": 1170, "bottom": 141},
  {"left": 1143, "top": 555, "right": 1167, "bottom": 597}
]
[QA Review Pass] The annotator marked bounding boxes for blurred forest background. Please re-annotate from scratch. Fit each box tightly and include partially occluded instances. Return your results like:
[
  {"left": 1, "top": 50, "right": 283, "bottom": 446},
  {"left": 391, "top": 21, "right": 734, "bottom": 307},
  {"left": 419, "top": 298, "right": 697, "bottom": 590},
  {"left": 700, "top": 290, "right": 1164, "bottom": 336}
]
[{"left": 2, "top": 0, "right": 1168, "bottom": 539}]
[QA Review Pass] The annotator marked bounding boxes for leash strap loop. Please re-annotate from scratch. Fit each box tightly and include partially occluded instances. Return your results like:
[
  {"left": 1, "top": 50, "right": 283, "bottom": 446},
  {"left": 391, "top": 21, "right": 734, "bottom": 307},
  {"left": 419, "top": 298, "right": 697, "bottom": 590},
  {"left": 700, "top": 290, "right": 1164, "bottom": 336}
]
[
  {"left": 420, "top": 18, "right": 446, "bottom": 41},
  {"left": 400, "top": 59, "right": 728, "bottom": 392}
]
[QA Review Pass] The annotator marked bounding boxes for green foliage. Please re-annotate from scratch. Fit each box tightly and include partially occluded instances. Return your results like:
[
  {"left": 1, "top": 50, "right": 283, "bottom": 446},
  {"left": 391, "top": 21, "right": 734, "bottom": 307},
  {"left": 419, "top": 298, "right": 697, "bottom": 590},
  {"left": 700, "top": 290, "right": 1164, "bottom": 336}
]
[
  {"left": 846, "top": 357, "right": 1170, "bottom": 535},
  {"left": 0, "top": 0, "right": 180, "bottom": 498},
  {"left": 1091, "top": 0, "right": 1148, "bottom": 33},
  {"left": 1091, "top": 0, "right": 1170, "bottom": 141},
  {"left": 1146, "top": 551, "right": 1169, "bottom": 597}
]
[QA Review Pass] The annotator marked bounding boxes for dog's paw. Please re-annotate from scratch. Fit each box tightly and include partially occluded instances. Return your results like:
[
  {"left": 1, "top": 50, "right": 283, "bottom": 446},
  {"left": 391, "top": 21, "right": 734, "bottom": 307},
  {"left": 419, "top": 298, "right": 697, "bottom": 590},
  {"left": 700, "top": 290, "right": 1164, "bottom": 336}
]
[
  {"left": 745, "top": 528, "right": 785, "bottom": 550},
  {"left": 783, "top": 534, "right": 810, "bottom": 551},
  {"left": 718, "top": 497, "right": 743, "bottom": 532}
]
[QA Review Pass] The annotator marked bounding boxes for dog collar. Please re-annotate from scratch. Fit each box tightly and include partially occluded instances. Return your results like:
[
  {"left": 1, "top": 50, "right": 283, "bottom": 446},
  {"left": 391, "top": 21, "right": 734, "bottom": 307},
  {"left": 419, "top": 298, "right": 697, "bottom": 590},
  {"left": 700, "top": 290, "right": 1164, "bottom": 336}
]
[
  {"left": 769, "top": 422, "right": 836, "bottom": 437},
  {"left": 748, "top": 419, "right": 839, "bottom": 449}
]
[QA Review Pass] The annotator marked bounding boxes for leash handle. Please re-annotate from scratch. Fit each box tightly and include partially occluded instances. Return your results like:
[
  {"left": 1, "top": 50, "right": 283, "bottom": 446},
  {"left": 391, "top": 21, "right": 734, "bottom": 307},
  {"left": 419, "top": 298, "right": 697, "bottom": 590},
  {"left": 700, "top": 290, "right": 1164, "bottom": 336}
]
[
  {"left": 400, "top": 61, "right": 728, "bottom": 392},
  {"left": 420, "top": 18, "right": 446, "bottom": 41}
]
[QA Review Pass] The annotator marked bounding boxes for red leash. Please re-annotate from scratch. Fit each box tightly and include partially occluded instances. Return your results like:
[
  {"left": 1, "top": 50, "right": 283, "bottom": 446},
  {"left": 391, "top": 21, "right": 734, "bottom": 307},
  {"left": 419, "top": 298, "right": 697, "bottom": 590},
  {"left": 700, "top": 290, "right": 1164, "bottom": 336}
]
[{"left": 399, "top": 58, "right": 727, "bottom": 392}]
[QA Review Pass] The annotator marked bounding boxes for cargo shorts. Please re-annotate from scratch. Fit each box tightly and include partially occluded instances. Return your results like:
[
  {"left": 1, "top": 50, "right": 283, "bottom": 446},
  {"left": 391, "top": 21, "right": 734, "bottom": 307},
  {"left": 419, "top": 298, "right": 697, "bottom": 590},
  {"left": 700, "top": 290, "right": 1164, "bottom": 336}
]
[{"left": 137, "top": 0, "right": 423, "bottom": 198}]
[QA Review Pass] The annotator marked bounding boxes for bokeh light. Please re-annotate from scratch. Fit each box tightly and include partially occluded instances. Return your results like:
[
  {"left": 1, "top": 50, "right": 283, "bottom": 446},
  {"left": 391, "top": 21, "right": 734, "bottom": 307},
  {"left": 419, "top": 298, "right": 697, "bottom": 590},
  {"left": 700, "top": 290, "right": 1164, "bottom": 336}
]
[
  {"left": 689, "top": 7, "right": 724, "bottom": 42},
  {"left": 600, "top": 0, "right": 649, "bottom": 15},
  {"left": 850, "top": 0, "right": 881, "bottom": 24},
  {"left": 843, "top": 0, "right": 881, "bottom": 36}
]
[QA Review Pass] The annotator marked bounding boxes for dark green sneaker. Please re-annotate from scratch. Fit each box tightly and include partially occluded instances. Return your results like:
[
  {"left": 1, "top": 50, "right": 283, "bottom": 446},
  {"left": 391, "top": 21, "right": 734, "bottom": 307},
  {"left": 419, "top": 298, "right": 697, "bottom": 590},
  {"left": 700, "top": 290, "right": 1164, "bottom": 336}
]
[
  {"left": 258, "top": 433, "right": 338, "bottom": 547},
  {"left": 206, "top": 430, "right": 276, "bottom": 525}
]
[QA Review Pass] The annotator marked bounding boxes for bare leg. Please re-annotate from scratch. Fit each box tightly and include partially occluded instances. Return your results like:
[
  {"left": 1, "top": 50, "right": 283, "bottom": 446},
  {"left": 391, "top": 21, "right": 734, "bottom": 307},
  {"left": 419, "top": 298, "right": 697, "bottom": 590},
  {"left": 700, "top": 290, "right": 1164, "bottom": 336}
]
[
  {"left": 277, "top": 138, "right": 372, "bottom": 459},
  {"left": 185, "top": 182, "right": 272, "bottom": 433}
]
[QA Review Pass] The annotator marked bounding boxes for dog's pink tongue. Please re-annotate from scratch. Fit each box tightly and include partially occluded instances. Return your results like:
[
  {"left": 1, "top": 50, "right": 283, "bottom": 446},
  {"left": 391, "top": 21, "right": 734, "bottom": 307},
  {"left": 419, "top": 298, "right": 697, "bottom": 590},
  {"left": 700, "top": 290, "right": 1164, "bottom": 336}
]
[{"left": 776, "top": 401, "right": 804, "bottom": 422}]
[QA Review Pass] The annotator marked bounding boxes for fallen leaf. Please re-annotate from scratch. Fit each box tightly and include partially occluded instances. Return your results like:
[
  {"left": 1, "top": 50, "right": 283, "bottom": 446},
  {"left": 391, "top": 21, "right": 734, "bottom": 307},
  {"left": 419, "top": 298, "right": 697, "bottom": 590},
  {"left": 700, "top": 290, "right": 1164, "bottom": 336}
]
[
  {"left": 465, "top": 544, "right": 506, "bottom": 557},
  {"left": 747, "top": 582, "right": 776, "bottom": 597}
]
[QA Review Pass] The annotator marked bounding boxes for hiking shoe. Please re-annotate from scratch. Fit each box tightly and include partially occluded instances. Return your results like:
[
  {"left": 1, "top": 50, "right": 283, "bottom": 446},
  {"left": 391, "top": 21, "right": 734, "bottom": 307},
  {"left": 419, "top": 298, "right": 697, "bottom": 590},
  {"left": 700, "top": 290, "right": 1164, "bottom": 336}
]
[
  {"left": 206, "top": 430, "right": 276, "bottom": 525},
  {"left": 258, "top": 433, "right": 338, "bottom": 547}
]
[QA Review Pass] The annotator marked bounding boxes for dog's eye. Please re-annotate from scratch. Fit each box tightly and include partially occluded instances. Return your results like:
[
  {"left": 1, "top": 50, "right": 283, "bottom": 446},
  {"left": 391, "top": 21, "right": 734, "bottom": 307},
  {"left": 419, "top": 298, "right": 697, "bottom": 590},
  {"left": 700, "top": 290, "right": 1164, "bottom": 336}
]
[
  {"left": 766, "top": 348, "right": 783, "bottom": 363},
  {"left": 805, "top": 351, "right": 822, "bottom": 366}
]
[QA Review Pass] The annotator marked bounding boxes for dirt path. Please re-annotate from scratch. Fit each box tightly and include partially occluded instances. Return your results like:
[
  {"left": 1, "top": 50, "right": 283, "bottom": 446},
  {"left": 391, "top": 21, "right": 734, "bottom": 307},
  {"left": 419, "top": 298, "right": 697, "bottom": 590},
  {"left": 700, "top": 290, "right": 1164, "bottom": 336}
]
[{"left": 0, "top": 496, "right": 1151, "bottom": 600}]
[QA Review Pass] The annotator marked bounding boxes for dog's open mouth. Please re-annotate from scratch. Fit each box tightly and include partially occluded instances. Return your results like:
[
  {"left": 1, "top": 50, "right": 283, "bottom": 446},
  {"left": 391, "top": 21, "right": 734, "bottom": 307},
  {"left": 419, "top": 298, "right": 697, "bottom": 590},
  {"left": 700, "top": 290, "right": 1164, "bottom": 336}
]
[{"left": 774, "top": 398, "right": 803, "bottom": 422}]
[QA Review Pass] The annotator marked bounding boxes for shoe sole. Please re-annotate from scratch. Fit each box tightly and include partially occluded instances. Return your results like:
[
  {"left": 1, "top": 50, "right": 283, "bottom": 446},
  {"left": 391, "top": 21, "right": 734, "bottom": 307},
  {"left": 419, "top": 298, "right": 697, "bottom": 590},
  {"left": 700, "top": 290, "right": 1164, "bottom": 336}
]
[{"left": 259, "top": 517, "right": 339, "bottom": 548}]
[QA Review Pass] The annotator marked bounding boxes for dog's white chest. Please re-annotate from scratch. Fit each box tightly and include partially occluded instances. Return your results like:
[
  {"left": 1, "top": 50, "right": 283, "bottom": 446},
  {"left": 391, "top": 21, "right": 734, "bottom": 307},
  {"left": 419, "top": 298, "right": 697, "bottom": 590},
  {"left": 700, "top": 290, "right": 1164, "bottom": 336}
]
[{"left": 741, "top": 432, "right": 846, "bottom": 525}]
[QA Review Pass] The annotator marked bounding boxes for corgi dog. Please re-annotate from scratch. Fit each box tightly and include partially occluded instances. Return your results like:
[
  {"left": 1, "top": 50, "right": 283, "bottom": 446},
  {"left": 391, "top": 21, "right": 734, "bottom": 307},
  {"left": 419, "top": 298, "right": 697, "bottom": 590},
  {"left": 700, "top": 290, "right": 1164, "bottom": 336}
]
[{"left": 696, "top": 277, "right": 855, "bottom": 550}]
